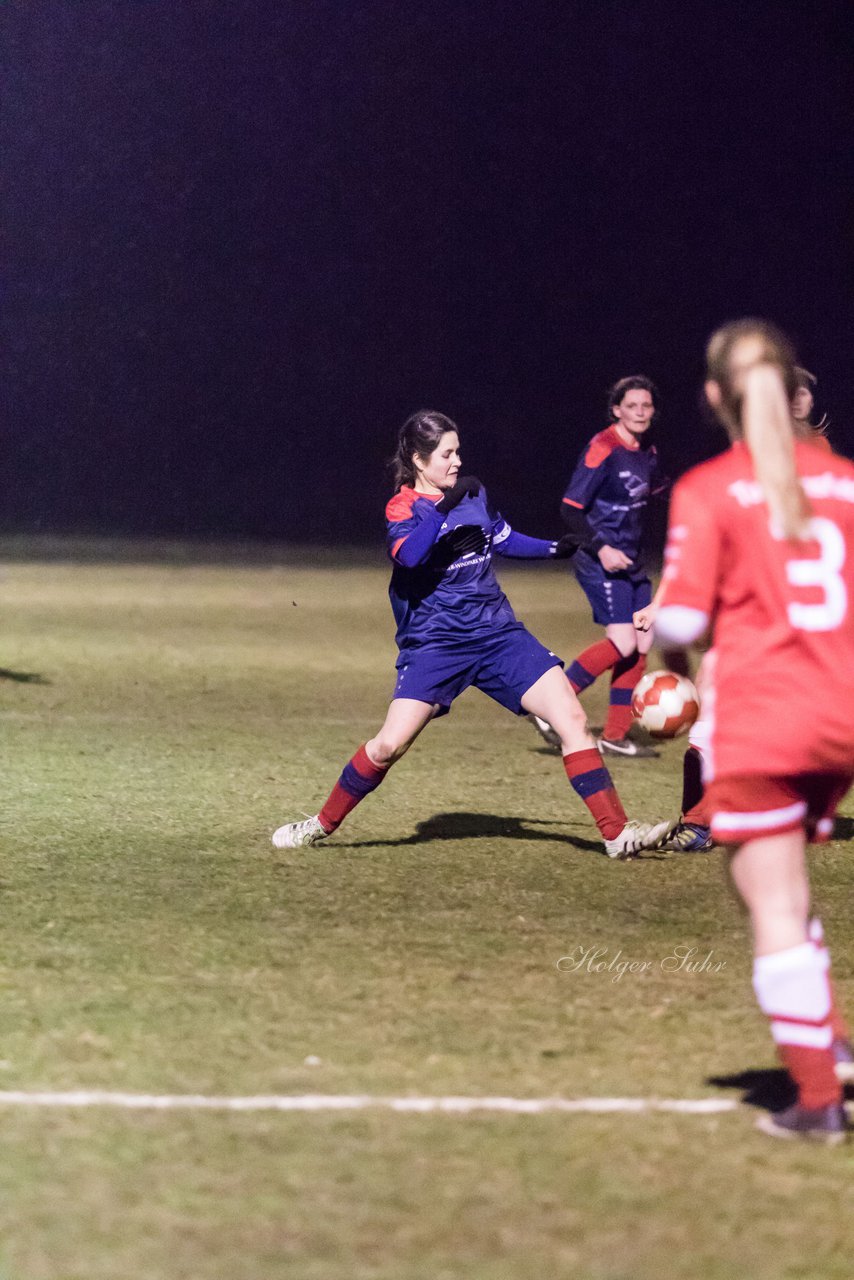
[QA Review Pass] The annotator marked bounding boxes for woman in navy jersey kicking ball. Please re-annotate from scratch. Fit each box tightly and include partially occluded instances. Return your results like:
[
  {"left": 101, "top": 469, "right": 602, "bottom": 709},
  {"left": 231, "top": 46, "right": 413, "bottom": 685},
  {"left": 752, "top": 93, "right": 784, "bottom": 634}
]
[
  {"left": 531, "top": 377, "right": 667, "bottom": 758},
  {"left": 272, "top": 411, "right": 674, "bottom": 860}
]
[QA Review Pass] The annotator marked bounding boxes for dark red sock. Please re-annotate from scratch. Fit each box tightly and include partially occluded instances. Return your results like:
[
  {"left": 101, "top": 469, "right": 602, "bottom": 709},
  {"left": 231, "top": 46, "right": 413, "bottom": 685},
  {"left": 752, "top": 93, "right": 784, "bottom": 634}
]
[
  {"left": 681, "top": 745, "right": 710, "bottom": 825},
  {"left": 659, "top": 647, "right": 692, "bottom": 678},
  {"left": 566, "top": 638, "right": 622, "bottom": 693},
  {"left": 318, "top": 744, "right": 389, "bottom": 833},
  {"left": 603, "top": 651, "right": 645, "bottom": 741},
  {"left": 563, "top": 747, "right": 627, "bottom": 840}
]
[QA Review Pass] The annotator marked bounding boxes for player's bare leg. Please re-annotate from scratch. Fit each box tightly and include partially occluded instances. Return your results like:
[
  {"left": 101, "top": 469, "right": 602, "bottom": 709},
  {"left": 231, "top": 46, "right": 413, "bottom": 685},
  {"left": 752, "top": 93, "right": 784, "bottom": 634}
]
[
  {"left": 272, "top": 698, "right": 436, "bottom": 848},
  {"left": 364, "top": 697, "right": 438, "bottom": 767}
]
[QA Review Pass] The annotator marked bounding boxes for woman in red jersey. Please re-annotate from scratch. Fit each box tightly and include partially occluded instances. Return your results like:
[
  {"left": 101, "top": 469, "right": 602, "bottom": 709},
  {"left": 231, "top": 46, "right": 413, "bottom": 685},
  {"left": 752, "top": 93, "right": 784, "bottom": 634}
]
[
  {"left": 654, "top": 319, "right": 854, "bottom": 1143},
  {"left": 637, "top": 365, "right": 839, "bottom": 854}
]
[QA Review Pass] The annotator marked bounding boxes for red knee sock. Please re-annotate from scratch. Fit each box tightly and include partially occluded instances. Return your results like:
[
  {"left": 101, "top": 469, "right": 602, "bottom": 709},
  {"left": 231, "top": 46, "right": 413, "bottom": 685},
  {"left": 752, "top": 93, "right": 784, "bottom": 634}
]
[
  {"left": 603, "top": 651, "right": 646, "bottom": 742},
  {"left": 563, "top": 748, "right": 627, "bottom": 841},
  {"left": 318, "top": 744, "right": 390, "bottom": 834},
  {"left": 566, "top": 639, "right": 622, "bottom": 693},
  {"left": 753, "top": 943, "right": 841, "bottom": 1109}
]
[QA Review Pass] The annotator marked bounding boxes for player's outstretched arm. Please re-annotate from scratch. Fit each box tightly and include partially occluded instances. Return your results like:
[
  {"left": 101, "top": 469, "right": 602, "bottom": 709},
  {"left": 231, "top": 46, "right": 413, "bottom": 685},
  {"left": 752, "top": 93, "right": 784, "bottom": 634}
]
[{"left": 493, "top": 525, "right": 578, "bottom": 559}]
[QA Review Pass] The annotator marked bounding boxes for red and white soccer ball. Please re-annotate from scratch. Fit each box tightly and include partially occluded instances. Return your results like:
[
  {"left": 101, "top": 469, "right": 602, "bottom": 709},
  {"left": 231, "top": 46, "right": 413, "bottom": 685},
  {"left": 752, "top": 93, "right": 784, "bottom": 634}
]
[{"left": 631, "top": 669, "right": 700, "bottom": 739}]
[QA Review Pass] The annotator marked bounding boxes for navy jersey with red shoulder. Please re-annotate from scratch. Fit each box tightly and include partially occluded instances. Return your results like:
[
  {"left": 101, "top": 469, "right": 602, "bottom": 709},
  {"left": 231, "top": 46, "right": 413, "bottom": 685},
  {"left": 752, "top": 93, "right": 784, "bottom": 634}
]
[
  {"left": 385, "top": 486, "right": 520, "bottom": 651},
  {"left": 562, "top": 426, "right": 664, "bottom": 562}
]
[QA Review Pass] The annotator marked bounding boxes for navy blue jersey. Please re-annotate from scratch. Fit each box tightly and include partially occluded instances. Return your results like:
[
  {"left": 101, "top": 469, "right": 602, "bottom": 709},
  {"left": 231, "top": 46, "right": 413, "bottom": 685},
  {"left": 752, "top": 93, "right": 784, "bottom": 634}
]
[
  {"left": 562, "top": 426, "right": 664, "bottom": 563},
  {"left": 386, "top": 486, "right": 521, "bottom": 651}
]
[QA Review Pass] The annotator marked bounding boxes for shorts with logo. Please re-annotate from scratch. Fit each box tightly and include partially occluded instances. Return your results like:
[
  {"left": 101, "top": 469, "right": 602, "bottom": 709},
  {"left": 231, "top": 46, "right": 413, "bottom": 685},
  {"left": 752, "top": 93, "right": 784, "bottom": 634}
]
[
  {"left": 572, "top": 550, "right": 652, "bottom": 626},
  {"left": 706, "top": 772, "right": 853, "bottom": 846},
  {"left": 393, "top": 624, "right": 563, "bottom": 716}
]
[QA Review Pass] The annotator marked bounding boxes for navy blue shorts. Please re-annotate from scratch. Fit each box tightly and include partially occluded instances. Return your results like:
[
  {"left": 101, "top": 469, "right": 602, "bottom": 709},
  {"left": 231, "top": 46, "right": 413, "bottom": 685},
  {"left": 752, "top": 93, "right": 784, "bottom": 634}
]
[
  {"left": 572, "top": 551, "right": 652, "bottom": 626},
  {"left": 393, "top": 625, "right": 563, "bottom": 716}
]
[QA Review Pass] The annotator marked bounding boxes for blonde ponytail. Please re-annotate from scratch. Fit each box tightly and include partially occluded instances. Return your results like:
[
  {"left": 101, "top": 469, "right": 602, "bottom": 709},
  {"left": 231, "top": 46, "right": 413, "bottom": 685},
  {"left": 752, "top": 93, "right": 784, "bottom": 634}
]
[{"left": 742, "top": 363, "right": 811, "bottom": 540}]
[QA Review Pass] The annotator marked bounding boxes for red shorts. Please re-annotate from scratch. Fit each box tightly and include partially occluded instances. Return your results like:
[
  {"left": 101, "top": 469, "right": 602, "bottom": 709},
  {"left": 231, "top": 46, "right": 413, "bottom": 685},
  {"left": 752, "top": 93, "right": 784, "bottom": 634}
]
[{"left": 706, "top": 773, "right": 852, "bottom": 846}]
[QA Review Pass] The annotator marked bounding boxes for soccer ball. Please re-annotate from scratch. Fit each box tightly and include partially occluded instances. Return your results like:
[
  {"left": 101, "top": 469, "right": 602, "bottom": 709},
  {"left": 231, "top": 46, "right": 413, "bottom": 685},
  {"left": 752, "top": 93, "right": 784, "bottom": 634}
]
[{"left": 631, "top": 670, "right": 700, "bottom": 739}]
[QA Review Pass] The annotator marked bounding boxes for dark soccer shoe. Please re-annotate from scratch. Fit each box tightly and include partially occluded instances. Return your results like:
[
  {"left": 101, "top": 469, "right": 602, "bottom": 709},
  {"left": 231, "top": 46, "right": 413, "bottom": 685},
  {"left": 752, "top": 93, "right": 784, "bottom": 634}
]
[
  {"left": 661, "top": 822, "right": 714, "bottom": 853},
  {"left": 755, "top": 1101, "right": 849, "bottom": 1145}
]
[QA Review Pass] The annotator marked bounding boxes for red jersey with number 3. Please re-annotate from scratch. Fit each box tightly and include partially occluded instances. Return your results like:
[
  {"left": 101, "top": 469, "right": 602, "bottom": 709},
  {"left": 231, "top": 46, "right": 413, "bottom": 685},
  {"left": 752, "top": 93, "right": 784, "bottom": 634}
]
[{"left": 659, "top": 439, "right": 854, "bottom": 778}]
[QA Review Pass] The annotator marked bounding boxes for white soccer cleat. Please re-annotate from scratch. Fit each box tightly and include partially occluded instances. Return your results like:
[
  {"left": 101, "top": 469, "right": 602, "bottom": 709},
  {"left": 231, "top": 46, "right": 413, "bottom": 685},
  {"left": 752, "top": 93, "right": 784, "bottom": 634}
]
[
  {"left": 597, "top": 735, "right": 660, "bottom": 759},
  {"left": 528, "top": 713, "right": 562, "bottom": 750},
  {"left": 271, "top": 815, "right": 329, "bottom": 849},
  {"left": 604, "top": 817, "right": 678, "bottom": 860}
]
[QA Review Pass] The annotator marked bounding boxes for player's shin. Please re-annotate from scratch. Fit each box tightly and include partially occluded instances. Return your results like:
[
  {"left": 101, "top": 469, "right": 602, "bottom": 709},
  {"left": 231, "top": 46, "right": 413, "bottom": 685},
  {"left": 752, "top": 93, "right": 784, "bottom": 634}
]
[
  {"left": 563, "top": 748, "right": 627, "bottom": 840},
  {"left": 603, "top": 650, "right": 646, "bottom": 741},
  {"left": 566, "top": 638, "right": 622, "bottom": 693},
  {"left": 317, "top": 744, "right": 391, "bottom": 834}
]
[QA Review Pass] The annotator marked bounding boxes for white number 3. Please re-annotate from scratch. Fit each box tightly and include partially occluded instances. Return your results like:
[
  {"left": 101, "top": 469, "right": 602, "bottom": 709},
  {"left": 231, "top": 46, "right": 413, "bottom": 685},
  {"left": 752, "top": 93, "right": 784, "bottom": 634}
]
[{"left": 785, "top": 517, "right": 847, "bottom": 632}]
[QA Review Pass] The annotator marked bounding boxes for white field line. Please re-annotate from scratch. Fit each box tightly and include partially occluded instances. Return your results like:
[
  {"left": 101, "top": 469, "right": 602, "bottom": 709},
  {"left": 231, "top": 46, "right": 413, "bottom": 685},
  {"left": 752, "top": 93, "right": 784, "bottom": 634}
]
[{"left": 0, "top": 1091, "right": 741, "bottom": 1115}]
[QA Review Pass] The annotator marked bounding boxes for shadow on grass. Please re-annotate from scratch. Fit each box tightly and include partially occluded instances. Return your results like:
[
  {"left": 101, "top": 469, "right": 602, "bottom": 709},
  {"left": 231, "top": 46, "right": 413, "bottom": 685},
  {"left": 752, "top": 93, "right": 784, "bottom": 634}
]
[
  {"left": 0, "top": 667, "right": 50, "bottom": 684},
  {"left": 710, "top": 1067, "right": 854, "bottom": 1113},
  {"left": 707, "top": 1068, "right": 797, "bottom": 1112},
  {"left": 330, "top": 810, "right": 669, "bottom": 857},
  {"left": 333, "top": 811, "right": 604, "bottom": 852}
]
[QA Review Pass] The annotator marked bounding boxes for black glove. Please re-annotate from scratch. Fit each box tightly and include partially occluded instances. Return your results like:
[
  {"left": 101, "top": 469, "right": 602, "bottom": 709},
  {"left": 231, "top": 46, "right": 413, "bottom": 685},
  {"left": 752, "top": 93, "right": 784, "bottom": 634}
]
[
  {"left": 550, "top": 533, "right": 579, "bottom": 559},
  {"left": 435, "top": 475, "right": 481, "bottom": 515}
]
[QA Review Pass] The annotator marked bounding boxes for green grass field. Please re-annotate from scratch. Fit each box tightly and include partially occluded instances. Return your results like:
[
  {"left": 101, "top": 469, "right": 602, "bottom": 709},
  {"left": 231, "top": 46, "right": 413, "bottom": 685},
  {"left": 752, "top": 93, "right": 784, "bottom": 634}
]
[{"left": 0, "top": 546, "right": 851, "bottom": 1279}]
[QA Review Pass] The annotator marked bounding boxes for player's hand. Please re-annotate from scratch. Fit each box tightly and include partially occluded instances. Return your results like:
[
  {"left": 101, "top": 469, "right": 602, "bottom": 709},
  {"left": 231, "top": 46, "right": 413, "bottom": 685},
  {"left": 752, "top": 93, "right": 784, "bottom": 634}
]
[
  {"left": 633, "top": 603, "right": 657, "bottom": 632},
  {"left": 436, "top": 475, "right": 481, "bottom": 514},
  {"left": 598, "top": 545, "right": 632, "bottom": 573},
  {"left": 550, "top": 533, "right": 579, "bottom": 559}
]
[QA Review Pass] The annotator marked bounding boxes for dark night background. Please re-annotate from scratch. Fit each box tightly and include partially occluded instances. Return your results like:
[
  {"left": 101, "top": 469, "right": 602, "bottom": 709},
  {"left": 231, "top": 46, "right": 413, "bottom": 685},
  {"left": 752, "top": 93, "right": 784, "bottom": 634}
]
[{"left": 3, "top": 1, "right": 853, "bottom": 545}]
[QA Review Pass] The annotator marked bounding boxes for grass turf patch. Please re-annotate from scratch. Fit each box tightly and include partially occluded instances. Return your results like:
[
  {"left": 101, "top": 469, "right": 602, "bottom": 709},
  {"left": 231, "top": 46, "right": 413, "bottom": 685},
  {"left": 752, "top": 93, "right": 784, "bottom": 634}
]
[{"left": 0, "top": 552, "right": 851, "bottom": 1277}]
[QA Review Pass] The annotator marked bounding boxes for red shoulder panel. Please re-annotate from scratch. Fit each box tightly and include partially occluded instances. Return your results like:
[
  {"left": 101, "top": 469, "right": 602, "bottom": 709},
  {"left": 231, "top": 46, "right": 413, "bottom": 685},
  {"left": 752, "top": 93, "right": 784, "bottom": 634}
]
[
  {"left": 385, "top": 487, "right": 419, "bottom": 522},
  {"left": 583, "top": 426, "right": 621, "bottom": 469}
]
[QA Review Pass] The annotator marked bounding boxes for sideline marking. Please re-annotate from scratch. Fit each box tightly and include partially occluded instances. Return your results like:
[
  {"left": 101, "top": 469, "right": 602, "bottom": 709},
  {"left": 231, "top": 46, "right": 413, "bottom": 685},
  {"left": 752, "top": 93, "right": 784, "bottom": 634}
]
[{"left": 0, "top": 1091, "right": 740, "bottom": 1114}]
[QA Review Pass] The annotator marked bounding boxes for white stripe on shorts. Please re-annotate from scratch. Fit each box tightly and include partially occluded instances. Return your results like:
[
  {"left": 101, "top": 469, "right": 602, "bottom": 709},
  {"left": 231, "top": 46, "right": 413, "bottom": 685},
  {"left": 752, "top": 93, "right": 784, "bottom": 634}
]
[{"left": 713, "top": 800, "right": 806, "bottom": 833}]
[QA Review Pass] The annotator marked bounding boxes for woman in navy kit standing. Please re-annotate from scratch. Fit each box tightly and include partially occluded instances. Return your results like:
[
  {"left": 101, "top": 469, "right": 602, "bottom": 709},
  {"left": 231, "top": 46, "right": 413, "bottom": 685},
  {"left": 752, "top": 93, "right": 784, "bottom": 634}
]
[
  {"left": 272, "top": 411, "right": 674, "bottom": 859},
  {"left": 533, "top": 377, "right": 667, "bottom": 758}
]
